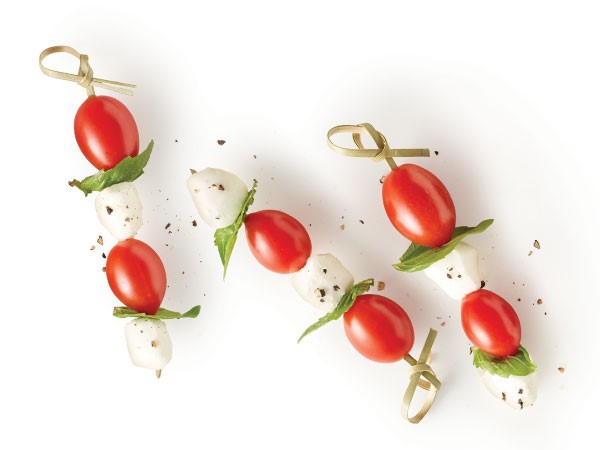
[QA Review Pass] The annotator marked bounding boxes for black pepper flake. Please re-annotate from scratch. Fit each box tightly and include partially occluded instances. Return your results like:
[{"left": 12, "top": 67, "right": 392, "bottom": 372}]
[
  {"left": 217, "top": 140, "right": 226, "bottom": 145},
  {"left": 192, "top": 220, "right": 197, "bottom": 227},
  {"left": 379, "top": 176, "right": 386, "bottom": 184},
  {"left": 253, "top": 154, "right": 257, "bottom": 159},
  {"left": 518, "top": 399, "right": 524, "bottom": 410},
  {"left": 101, "top": 267, "right": 106, "bottom": 272},
  {"left": 446, "top": 273, "right": 453, "bottom": 279},
  {"left": 102, "top": 253, "right": 106, "bottom": 259},
  {"left": 434, "top": 150, "right": 439, "bottom": 155},
  {"left": 175, "top": 139, "right": 178, "bottom": 143},
  {"left": 458, "top": 274, "right": 462, "bottom": 278},
  {"left": 359, "top": 219, "right": 364, "bottom": 224},
  {"left": 218, "top": 184, "right": 225, "bottom": 191},
  {"left": 518, "top": 298, "right": 521, "bottom": 302},
  {"left": 480, "top": 280, "right": 486, "bottom": 289},
  {"left": 106, "top": 206, "right": 113, "bottom": 215},
  {"left": 501, "top": 392, "right": 506, "bottom": 401},
  {"left": 537, "top": 298, "right": 543, "bottom": 305},
  {"left": 518, "top": 388, "right": 523, "bottom": 394},
  {"left": 333, "top": 285, "right": 340, "bottom": 291},
  {"left": 165, "top": 223, "right": 171, "bottom": 230}
]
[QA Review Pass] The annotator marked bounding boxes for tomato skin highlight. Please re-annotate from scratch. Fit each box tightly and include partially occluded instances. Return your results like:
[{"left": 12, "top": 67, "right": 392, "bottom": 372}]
[
  {"left": 382, "top": 163, "right": 456, "bottom": 248},
  {"left": 106, "top": 239, "right": 167, "bottom": 315},
  {"left": 344, "top": 294, "right": 415, "bottom": 363},
  {"left": 74, "top": 95, "right": 139, "bottom": 170},
  {"left": 244, "top": 210, "right": 312, "bottom": 274},
  {"left": 461, "top": 289, "right": 521, "bottom": 357}
]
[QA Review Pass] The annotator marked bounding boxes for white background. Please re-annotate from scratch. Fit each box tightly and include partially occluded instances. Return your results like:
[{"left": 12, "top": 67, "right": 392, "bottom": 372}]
[{"left": 1, "top": 1, "right": 599, "bottom": 449}]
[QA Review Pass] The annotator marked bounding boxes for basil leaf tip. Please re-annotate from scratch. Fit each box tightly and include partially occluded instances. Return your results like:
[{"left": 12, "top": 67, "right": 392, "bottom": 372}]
[
  {"left": 297, "top": 278, "right": 374, "bottom": 343},
  {"left": 70, "top": 140, "right": 154, "bottom": 196},
  {"left": 113, "top": 304, "right": 201, "bottom": 320},
  {"left": 214, "top": 179, "right": 258, "bottom": 279},
  {"left": 472, "top": 345, "right": 537, "bottom": 378},
  {"left": 394, "top": 219, "right": 494, "bottom": 272}
]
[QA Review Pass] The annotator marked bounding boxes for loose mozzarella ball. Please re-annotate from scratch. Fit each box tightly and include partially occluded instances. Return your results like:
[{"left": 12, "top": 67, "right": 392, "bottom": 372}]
[
  {"left": 187, "top": 168, "right": 248, "bottom": 228},
  {"left": 292, "top": 253, "right": 354, "bottom": 313},
  {"left": 125, "top": 318, "right": 172, "bottom": 373},
  {"left": 479, "top": 369, "right": 537, "bottom": 409},
  {"left": 424, "top": 242, "right": 481, "bottom": 300},
  {"left": 95, "top": 182, "right": 143, "bottom": 241}
]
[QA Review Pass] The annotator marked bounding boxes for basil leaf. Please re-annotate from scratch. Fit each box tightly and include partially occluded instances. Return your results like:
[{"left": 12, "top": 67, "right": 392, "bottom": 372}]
[
  {"left": 213, "top": 179, "right": 258, "bottom": 278},
  {"left": 393, "top": 219, "right": 494, "bottom": 272},
  {"left": 113, "top": 305, "right": 201, "bottom": 320},
  {"left": 69, "top": 141, "right": 154, "bottom": 196},
  {"left": 472, "top": 345, "right": 537, "bottom": 378},
  {"left": 298, "top": 279, "right": 374, "bottom": 343}
]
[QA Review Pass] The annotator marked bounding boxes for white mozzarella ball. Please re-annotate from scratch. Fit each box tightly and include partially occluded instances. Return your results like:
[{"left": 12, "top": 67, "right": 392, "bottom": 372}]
[
  {"left": 125, "top": 318, "right": 172, "bottom": 373},
  {"left": 187, "top": 168, "right": 248, "bottom": 228},
  {"left": 479, "top": 369, "right": 537, "bottom": 409},
  {"left": 292, "top": 254, "right": 354, "bottom": 313},
  {"left": 95, "top": 182, "right": 143, "bottom": 241},
  {"left": 424, "top": 242, "right": 481, "bottom": 300}
]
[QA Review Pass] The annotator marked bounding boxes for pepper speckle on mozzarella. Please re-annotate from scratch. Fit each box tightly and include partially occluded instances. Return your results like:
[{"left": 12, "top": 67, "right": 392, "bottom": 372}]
[
  {"left": 478, "top": 369, "right": 537, "bottom": 409},
  {"left": 125, "top": 318, "right": 173, "bottom": 372},
  {"left": 95, "top": 182, "right": 142, "bottom": 241},
  {"left": 424, "top": 242, "right": 481, "bottom": 300},
  {"left": 187, "top": 168, "right": 248, "bottom": 228},
  {"left": 292, "top": 253, "right": 354, "bottom": 312}
]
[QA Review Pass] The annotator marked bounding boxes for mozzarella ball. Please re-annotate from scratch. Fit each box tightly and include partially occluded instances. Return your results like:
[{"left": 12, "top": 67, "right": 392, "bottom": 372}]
[
  {"left": 95, "top": 182, "right": 143, "bottom": 241},
  {"left": 125, "top": 318, "right": 172, "bottom": 372},
  {"left": 292, "top": 253, "right": 354, "bottom": 313},
  {"left": 187, "top": 168, "right": 248, "bottom": 228},
  {"left": 479, "top": 369, "right": 537, "bottom": 409},
  {"left": 424, "top": 242, "right": 481, "bottom": 300}
]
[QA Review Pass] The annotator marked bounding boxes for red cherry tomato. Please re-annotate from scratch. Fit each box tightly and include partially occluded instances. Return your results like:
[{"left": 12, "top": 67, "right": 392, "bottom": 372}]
[
  {"left": 244, "top": 210, "right": 311, "bottom": 274},
  {"left": 382, "top": 163, "right": 456, "bottom": 248},
  {"left": 461, "top": 289, "right": 521, "bottom": 357},
  {"left": 106, "top": 239, "right": 167, "bottom": 315},
  {"left": 74, "top": 95, "right": 139, "bottom": 170},
  {"left": 343, "top": 294, "right": 415, "bottom": 363}
]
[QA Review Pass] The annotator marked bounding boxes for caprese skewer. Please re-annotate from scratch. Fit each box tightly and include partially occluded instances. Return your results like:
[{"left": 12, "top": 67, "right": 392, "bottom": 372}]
[
  {"left": 188, "top": 167, "right": 441, "bottom": 423},
  {"left": 40, "top": 46, "right": 200, "bottom": 377},
  {"left": 327, "top": 123, "right": 537, "bottom": 409}
]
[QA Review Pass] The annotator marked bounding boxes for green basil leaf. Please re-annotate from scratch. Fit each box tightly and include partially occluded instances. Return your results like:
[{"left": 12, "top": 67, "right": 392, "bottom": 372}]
[
  {"left": 393, "top": 219, "right": 494, "bottom": 272},
  {"left": 69, "top": 141, "right": 154, "bottom": 196},
  {"left": 113, "top": 305, "right": 201, "bottom": 320},
  {"left": 213, "top": 179, "right": 258, "bottom": 278},
  {"left": 298, "top": 279, "right": 374, "bottom": 343},
  {"left": 472, "top": 345, "right": 537, "bottom": 378}
]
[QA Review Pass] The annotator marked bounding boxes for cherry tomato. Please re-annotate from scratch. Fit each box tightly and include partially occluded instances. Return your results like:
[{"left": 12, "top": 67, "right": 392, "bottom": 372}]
[
  {"left": 244, "top": 209, "right": 311, "bottom": 274},
  {"left": 74, "top": 95, "right": 139, "bottom": 170},
  {"left": 461, "top": 289, "right": 521, "bottom": 357},
  {"left": 343, "top": 294, "right": 415, "bottom": 363},
  {"left": 382, "top": 163, "right": 456, "bottom": 248},
  {"left": 106, "top": 239, "right": 167, "bottom": 315}
]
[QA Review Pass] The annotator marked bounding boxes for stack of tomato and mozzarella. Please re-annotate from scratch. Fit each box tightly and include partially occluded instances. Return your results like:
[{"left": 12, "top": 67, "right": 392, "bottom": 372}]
[
  {"left": 72, "top": 95, "right": 174, "bottom": 375},
  {"left": 381, "top": 164, "right": 537, "bottom": 409}
]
